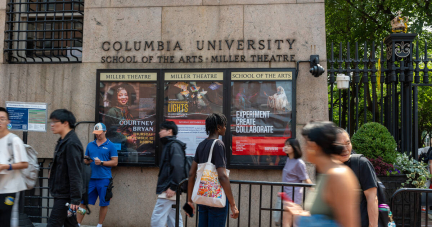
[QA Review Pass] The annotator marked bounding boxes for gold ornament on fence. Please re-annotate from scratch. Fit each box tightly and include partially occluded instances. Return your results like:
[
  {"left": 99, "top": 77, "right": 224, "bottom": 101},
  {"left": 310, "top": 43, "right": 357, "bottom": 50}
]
[{"left": 391, "top": 11, "right": 408, "bottom": 33}]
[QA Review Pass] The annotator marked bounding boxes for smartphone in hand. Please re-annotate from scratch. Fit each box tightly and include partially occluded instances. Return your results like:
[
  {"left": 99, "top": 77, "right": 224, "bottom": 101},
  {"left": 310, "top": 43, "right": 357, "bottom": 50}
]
[
  {"left": 84, "top": 156, "right": 92, "bottom": 161},
  {"left": 183, "top": 203, "right": 194, "bottom": 217}
]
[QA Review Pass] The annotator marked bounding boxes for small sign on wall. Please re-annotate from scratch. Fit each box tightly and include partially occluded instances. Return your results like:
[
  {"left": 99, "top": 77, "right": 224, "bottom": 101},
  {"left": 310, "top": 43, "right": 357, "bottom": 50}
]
[{"left": 6, "top": 101, "right": 48, "bottom": 132}]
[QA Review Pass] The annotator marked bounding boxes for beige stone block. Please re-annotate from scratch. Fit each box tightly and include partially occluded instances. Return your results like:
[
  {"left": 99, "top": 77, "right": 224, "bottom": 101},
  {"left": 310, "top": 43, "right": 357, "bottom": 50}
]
[
  {"left": 82, "top": 7, "right": 162, "bottom": 63},
  {"left": 296, "top": 61, "right": 328, "bottom": 125},
  {"left": 0, "top": 0, "right": 6, "bottom": 10},
  {"left": 296, "top": 0, "right": 317, "bottom": 3},
  {"left": 81, "top": 167, "right": 163, "bottom": 226},
  {"left": 203, "top": 0, "right": 296, "bottom": 5},
  {"left": 0, "top": 63, "right": 98, "bottom": 158},
  {"left": 84, "top": 0, "right": 111, "bottom": 8},
  {"left": 0, "top": 10, "right": 5, "bottom": 63},
  {"left": 160, "top": 5, "right": 244, "bottom": 64},
  {"left": 244, "top": 4, "right": 326, "bottom": 62},
  {"left": 110, "top": 0, "right": 203, "bottom": 7}
]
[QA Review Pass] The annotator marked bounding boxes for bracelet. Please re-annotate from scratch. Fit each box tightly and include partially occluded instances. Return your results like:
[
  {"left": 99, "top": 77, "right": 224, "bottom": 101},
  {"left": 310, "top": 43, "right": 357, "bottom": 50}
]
[{"left": 8, "top": 164, "right": 12, "bottom": 171}]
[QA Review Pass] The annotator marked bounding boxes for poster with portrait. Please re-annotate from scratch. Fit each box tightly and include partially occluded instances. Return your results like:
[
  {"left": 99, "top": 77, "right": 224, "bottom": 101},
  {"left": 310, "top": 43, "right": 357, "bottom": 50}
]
[
  {"left": 97, "top": 72, "right": 157, "bottom": 165},
  {"left": 164, "top": 72, "right": 224, "bottom": 156},
  {"left": 231, "top": 71, "right": 293, "bottom": 166}
]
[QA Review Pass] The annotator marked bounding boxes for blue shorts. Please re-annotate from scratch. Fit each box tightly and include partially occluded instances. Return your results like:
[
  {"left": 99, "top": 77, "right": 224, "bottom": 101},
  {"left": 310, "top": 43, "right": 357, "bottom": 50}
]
[{"left": 84, "top": 178, "right": 111, "bottom": 207}]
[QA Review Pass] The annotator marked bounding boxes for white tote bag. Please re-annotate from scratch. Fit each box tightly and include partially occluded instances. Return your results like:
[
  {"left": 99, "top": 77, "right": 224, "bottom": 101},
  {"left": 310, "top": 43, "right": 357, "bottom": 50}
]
[{"left": 192, "top": 139, "right": 230, "bottom": 208}]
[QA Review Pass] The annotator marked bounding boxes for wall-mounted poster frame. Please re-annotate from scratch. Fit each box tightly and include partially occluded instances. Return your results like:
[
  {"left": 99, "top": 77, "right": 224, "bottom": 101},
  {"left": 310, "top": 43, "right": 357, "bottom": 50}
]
[
  {"left": 227, "top": 68, "right": 296, "bottom": 169},
  {"left": 95, "top": 68, "right": 296, "bottom": 169},
  {"left": 96, "top": 69, "right": 161, "bottom": 167}
]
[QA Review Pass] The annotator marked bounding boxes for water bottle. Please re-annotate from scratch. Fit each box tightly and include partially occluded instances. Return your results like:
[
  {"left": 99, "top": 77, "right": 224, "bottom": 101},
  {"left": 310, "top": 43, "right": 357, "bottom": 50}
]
[
  {"left": 65, "top": 203, "right": 76, "bottom": 217},
  {"left": 388, "top": 211, "right": 396, "bottom": 227},
  {"left": 77, "top": 207, "right": 87, "bottom": 215}
]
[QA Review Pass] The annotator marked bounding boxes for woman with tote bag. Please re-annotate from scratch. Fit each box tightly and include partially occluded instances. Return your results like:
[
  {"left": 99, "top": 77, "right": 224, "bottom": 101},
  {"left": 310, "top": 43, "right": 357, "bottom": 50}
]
[{"left": 186, "top": 113, "right": 239, "bottom": 227}]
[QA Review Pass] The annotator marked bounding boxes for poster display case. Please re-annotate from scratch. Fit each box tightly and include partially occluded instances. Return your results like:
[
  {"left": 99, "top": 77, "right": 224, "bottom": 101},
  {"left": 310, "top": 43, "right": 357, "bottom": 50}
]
[{"left": 96, "top": 68, "right": 296, "bottom": 168}]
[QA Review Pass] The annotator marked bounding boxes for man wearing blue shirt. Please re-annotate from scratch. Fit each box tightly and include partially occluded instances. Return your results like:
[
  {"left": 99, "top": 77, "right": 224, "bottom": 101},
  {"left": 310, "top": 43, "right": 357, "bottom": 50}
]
[{"left": 77, "top": 123, "right": 118, "bottom": 227}]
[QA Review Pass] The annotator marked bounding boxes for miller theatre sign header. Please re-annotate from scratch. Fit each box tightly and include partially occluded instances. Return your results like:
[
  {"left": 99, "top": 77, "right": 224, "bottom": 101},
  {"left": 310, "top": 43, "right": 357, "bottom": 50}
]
[{"left": 100, "top": 38, "right": 297, "bottom": 64}]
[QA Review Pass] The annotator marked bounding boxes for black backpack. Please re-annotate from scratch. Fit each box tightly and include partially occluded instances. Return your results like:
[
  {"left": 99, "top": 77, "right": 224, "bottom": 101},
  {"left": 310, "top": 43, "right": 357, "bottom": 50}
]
[
  {"left": 168, "top": 140, "right": 192, "bottom": 193},
  {"left": 419, "top": 147, "right": 432, "bottom": 164}
]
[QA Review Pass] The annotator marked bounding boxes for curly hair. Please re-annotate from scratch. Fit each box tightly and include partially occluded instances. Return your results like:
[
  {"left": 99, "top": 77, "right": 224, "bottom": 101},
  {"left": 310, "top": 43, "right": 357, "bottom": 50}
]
[{"left": 205, "top": 113, "right": 227, "bottom": 135}]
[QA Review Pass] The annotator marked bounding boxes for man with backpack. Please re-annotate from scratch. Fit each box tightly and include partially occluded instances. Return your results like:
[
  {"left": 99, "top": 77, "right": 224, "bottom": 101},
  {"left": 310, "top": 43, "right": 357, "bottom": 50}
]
[
  {"left": 151, "top": 121, "right": 186, "bottom": 227},
  {"left": 77, "top": 123, "right": 118, "bottom": 227},
  {"left": 334, "top": 128, "right": 380, "bottom": 227},
  {"left": 0, "top": 107, "right": 29, "bottom": 227},
  {"left": 48, "top": 109, "right": 83, "bottom": 227}
]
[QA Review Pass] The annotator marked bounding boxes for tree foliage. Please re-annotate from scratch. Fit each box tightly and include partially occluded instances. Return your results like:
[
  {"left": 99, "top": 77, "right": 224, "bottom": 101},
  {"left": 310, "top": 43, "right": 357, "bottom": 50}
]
[{"left": 325, "top": 0, "right": 432, "bottom": 147}]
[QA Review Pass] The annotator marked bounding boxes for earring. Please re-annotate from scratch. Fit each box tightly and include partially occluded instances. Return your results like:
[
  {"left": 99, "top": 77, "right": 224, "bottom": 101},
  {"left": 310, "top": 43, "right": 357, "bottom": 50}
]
[{"left": 7, "top": 123, "right": 12, "bottom": 130}]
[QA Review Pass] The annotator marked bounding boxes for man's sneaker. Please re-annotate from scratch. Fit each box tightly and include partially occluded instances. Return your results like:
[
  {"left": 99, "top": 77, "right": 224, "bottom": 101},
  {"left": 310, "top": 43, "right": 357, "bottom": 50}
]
[{"left": 428, "top": 213, "right": 432, "bottom": 220}]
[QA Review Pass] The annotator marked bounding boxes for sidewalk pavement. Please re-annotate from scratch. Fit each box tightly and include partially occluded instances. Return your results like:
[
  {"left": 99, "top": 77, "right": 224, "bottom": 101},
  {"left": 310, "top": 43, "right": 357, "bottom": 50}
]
[{"left": 33, "top": 224, "right": 96, "bottom": 227}]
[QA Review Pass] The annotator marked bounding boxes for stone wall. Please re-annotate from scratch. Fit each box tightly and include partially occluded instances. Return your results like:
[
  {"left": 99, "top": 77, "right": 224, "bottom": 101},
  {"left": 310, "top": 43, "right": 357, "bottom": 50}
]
[{"left": 0, "top": 0, "right": 326, "bottom": 226}]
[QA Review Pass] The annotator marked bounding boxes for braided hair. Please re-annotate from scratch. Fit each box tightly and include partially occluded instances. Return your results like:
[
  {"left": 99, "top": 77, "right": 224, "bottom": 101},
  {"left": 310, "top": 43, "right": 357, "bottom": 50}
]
[{"left": 205, "top": 113, "right": 227, "bottom": 135}]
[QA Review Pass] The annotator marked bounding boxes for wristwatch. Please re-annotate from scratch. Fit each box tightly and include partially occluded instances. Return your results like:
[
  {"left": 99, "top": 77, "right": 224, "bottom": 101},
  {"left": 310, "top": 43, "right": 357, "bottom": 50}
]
[{"left": 101, "top": 161, "right": 104, "bottom": 166}]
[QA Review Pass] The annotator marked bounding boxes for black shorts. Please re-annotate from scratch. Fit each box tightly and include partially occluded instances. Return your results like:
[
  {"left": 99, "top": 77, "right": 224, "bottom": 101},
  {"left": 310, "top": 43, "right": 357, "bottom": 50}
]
[{"left": 0, "top": 193, "right": 17, "bottom": 227}]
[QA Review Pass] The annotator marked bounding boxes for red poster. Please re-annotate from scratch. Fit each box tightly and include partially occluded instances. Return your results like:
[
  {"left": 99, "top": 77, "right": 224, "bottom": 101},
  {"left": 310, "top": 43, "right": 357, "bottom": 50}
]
[{"left": 232, "top": 136, "right": 289, "bottom": 156}]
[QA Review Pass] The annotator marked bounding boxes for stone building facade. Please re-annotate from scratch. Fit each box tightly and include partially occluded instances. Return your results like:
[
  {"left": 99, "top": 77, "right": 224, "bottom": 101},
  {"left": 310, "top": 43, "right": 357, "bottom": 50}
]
[{"left": 0, "top": 0, "right": 327, "bottom": 226}]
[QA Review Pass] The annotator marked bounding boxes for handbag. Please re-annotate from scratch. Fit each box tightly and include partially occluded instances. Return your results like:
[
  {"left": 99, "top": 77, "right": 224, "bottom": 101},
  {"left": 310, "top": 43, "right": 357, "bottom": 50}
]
[{"left": 191, "top": 139, "right": 230, "bottom": 208}]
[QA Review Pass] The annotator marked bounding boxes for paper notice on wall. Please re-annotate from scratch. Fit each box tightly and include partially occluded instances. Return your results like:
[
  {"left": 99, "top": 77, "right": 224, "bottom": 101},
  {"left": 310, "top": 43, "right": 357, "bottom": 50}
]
[{"left": 170, "top": 119, "right": 216, "bottom": 156}]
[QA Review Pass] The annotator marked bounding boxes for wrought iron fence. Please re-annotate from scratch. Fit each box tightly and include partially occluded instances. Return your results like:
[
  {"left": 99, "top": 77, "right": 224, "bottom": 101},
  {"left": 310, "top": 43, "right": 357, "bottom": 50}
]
[
  {"left": 4, "top": 0, "right": 84, "bottom": 63},
  {"left": 174, "top": 179, "right": 314, "bottom": 227},
  {"left": 328, "top": 34, "right": 431, "bottom": 158},
  {"left": 390, "top": 188, "right": 432, "bottom": 227}
]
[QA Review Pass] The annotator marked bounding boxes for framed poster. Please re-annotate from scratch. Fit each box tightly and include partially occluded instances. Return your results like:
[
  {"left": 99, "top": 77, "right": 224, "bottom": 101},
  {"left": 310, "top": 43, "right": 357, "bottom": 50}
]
[
  {"left": 163, "top": 71, "right": 224, "bottom": 156},
  {"left": 229, "top": 69, "right": 296, "bottom": 168},
  {"left": 96, "top": 70, "right": 158, "bottom": 166}
]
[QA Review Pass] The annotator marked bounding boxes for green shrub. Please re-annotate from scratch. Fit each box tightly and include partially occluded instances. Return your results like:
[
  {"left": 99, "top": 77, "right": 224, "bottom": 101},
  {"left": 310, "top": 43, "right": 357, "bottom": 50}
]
[{"left": 351, "top": 122, "right": 398, "bottom": 164}]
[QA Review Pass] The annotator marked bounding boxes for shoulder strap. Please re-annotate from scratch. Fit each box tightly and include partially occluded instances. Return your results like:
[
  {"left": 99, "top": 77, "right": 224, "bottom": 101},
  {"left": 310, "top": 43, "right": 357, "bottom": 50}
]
[
  {"left": 350, "top": 154, "right": 363, "bottom": 181},
  {"left": 7, "top": 133, "right": 18, "bottom": 160},
  {"left": 207, "top": 139, "right": 219, "bottom": 163}
]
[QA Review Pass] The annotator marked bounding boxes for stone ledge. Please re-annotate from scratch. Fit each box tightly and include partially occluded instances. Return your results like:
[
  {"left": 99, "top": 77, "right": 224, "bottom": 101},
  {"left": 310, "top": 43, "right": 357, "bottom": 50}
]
[
  {"left": 203, "top": 0, "right": 296, "bottom": 5},
  {"left": 85, "top": 0, "right": 203, "bottom": 8}
]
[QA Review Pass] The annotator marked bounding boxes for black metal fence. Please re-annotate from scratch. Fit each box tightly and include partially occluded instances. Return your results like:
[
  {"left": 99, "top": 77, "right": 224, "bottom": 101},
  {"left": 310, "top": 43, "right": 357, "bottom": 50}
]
[
  {"left": 328, "top": 34, "right": 431, "bottom": 158},
  {"left": 24, "top": 158, "right": 53, "bottom": 223},
  {"left": 174, "top": 179, "right": 314, "bottom": 227},
  {"left": 390, "top": 188, "right": 432, "bottom": 227},
  {"left": 4, "top": 0, "right": 84, "bottom": 63}
]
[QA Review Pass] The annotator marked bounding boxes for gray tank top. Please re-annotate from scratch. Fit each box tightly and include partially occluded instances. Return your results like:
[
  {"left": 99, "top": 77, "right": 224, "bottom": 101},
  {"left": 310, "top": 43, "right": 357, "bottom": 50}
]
[{"left": 304, "top": 174, "right": 335, "bottom": 219}]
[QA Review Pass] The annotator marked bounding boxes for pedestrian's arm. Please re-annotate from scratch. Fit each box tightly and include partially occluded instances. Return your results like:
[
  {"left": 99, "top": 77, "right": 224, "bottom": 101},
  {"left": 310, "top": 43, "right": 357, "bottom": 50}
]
[
  {"left": 66, "top": 144, "right": 83, "bottom": 205},
  {"left": 429, "top": 160, "right": 432, "bottom": 175},
  {"left": 364, "top": 187, "right": 378, "bottom": 227},
  {"left": 217, "top": 167, "right": 239, "bottom": 219},
  {"left": 101, "top": 157, "right": 118, "bottom": 167},
  {"left": 304, "top": 179, "right": 313, "bottom": 184},
  {"left": 217, "top": 167, "right": 235, "bottom": 205},
  {"left": 0, "top": 162, "right": 28, "bottom": 171},
  {"left": 187, "top": 161, "right": 198, "bottom": 202}
]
